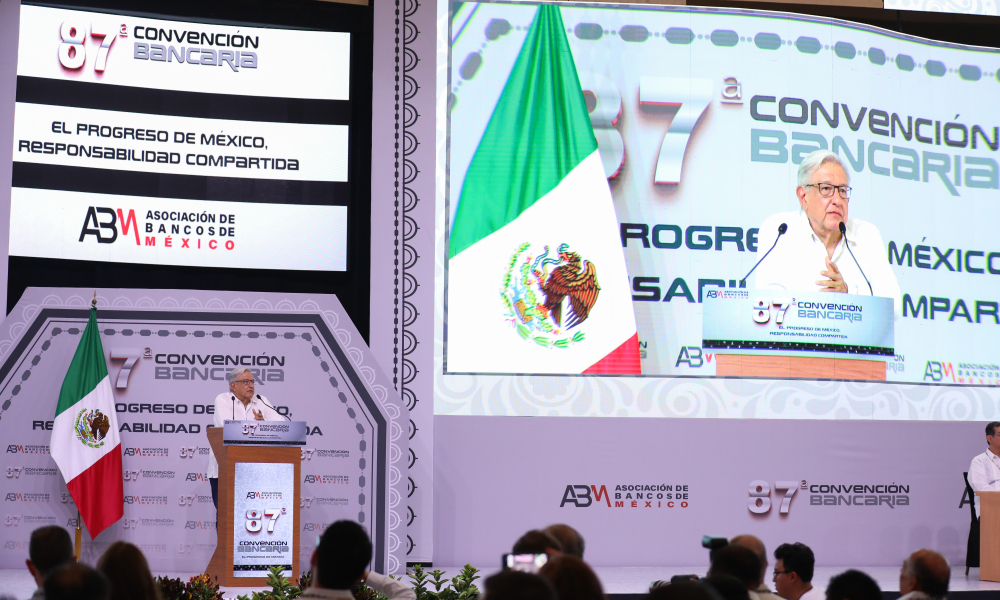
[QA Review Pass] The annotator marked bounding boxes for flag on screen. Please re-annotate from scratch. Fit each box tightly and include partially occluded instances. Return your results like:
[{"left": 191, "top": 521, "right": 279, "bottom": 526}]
[
  {"left": 448, "top": 4, "right": 640, "bottom": 375},
  {"left": 50, "top": 304, "right": 123, "bottom": 538}
]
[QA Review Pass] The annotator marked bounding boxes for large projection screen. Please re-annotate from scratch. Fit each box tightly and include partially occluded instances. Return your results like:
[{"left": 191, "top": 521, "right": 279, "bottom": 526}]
[{"left": 436, "top": 2, "right": 1000, "bottom": 419}]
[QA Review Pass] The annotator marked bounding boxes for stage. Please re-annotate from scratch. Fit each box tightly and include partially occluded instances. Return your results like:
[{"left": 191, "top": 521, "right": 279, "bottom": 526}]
[{"left": 2, "top": 566, "right": 999, "bottom": 599}]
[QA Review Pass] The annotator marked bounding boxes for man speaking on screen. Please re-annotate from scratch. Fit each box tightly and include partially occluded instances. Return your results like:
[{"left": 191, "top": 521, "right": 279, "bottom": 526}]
[
  {"left": 753, "top": 150, "right": 901, "bottom": 315},
  {"left": 207, "top": 366, "right": 284, "bottom": 508}
]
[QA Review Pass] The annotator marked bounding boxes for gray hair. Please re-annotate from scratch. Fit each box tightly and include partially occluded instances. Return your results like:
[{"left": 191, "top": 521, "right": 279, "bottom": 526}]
[
  {"left": 797, "top": 149, "right": 850, "bottom": 187},
  {"left": 228, "top": 367, "right": 252, "bottom": 384}
]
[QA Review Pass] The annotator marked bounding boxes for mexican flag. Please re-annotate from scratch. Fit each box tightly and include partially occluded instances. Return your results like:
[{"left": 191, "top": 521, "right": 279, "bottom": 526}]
[
  {"left": 51, "top": 305, "right": 123, "bottom": 538},
  {"left": 447, "top": 5, "right": 640, "bottom": 375}
]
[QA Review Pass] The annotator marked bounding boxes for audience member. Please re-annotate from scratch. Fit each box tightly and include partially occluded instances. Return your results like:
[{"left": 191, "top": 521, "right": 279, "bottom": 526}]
[
  {"left": 773, "top": 543, "right": 821, "bottom": 600},
  {"left": 825, "top": 570, "right": 881, "bottom": 600},
  {"left": 898, "top": 549, "right": 950, "bottom": 600},
  {"left": 538, "top": 555, "right": 603, "bottom": 600},
  {"left": 544, "top": 524, "right": 585, "bottom": 558},
  {"left": 300, "top": 520, "right": 415, "bottom": 599},
  {"left": 96, "top": 541, "right": 161, "bottom": 600},
  {"left": 484, "top": 570, "right": 557, "bottom": 600},
  {"left": 708, "top": 544, "right": 761, "bottom": 593},
  {"left": 647, "top": 582, "right": 717, "bottom": 600},
  {"left": 701, "top": 574, "right": 751, "bottom": 600},
  {"left": 513, "top": 530, "right": 563, "bottom": 557},
  {"left": 25, "top": 526, "right": 74, "bottom": 600},
  {"left": 730, "top": 535, "right": 781, "bottom": 600},
  {"left": 42, "top": 563, "right": 109, "bottom": 600}
]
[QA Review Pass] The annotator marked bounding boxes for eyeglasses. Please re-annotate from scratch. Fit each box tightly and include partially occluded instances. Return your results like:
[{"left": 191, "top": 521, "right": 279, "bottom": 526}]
[
  {"left": 233, "top": 379, "right": 255, "bottom": 386},
  {"left": 773, "top": 570, "right": 789, "bottom": 578},
  {"left": 804, "top": 183, "right": 851, "bottom": 199}
]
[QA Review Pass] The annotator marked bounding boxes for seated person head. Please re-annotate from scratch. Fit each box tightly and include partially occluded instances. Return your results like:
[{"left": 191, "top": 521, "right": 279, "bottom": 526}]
[
  {"left": 538, "top": 555, "right": 602, "bottom": 600},
  {"left": 313, "top": 520, "right": 373, "bottom": 589},
  {"left": 484, "top": 570, "right": 557, "bottom": 600},
  {"left": 513, "top": 530, "right": 563, "bottom": 557},
  {"left": 43, "top": 562, "right": 110, "bottom": 600},
  {"left": 27, "top": 526, "right": 73, "bottom": 587},
  {"left": 543, "top": 524, "right": 585, "bottom": 559},
  {"left": 826, "top": 569, "right": 881, "bottom": 600},
  {"left": 708, "top": 544, "right": 762, "bottom": 591}
]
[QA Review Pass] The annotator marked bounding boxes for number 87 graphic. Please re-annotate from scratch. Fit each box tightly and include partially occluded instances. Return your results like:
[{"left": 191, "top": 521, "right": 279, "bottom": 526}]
[
  {"left": 59, "top": 21, "right": 118, "bottom": 72},
  {"left": 246, "top": 508, "right": 282, "bottom": 532},
  {"left": 748, "top": 481, "right": 798, "bottom": 514}
]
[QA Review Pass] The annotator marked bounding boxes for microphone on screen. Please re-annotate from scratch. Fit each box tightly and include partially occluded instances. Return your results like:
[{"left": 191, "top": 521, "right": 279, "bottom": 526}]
[
  {"left": 739, "top": 222, "right": 787, "bottom": 288},
  {"left": 839, "top": 221, "right": 873, "bottom": 295},
  {"left": 257, "top": 394, "right": 291, "bottom": 420}
]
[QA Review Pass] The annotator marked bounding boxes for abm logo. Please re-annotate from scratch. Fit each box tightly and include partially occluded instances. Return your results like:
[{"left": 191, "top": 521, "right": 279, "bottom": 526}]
[
  {"left": 560, "top": 485, "right": 611, "bottom": 508},
  {"left": 924, "top": 361, "right": 954, "bottom": 382},
  {"left": 675, "top": 346, "right": 715, "bottom": 368},
  {"left": 6, "top": 445, "right": 50, "bottom": 454},
  {"left": 80, "top": 208, "right": 140, "bottom": 245}
]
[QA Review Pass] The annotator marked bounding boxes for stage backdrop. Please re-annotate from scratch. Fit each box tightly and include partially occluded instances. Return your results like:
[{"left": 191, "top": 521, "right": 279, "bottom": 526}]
[
  {"left": 434, "top": 415, "right": 984, "bottom": 568},
  {"left": 434, "top": 1, "right": 1000, "bottom": 418},
  {"left": 0, "top": 288, "right": 407, "bottom": 574}
]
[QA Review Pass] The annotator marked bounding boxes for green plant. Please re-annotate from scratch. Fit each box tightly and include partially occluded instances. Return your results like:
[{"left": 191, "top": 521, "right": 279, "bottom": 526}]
[
  {"left": 235, "top": 566, "right": 303, "bottom": 600},
  {"left": 155, "top": 575, "right": 187, "bottom": 600},
  {"left": 354, "top": 582, "right": 390, "bottom": 600},
  {"left": 407, "top": 564, "right": 480, "bottom": 600},
  {"left": 187, "top": 574, "right": 225, "bottom": 600},
  {"left": 297, "top": 571, "right": 313, "bottom": 590},
  {"left": 228, "top": 564, "right": 480, "bottom": 600},
  {"left": 155, "top": 573, "right": 224, "bottom": 600}
]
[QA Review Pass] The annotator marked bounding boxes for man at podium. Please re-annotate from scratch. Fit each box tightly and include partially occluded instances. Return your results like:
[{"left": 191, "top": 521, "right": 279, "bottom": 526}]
[
  {"left": 207, "top": 367, "right": 285, "bottom": 508},
  {"left": 969, "top": 421, "right": 1000, "bottom": 517},
  {"left": 753, "top": 150, "right": 901, "bottom": 315}
]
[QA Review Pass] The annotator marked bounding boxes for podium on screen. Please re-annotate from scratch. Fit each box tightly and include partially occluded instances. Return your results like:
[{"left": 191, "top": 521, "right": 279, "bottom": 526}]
[{"left": 702, "top": 289, "right": 894, "bottom": 381}]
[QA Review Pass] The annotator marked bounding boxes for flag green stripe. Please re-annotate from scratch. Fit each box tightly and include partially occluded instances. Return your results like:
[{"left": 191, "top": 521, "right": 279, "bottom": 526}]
[
  {"left": 54, "top": 307, "right": 108, "bottom": 417},
  {"left": 448, "top": 5, "right": 597, "bottom": 259}
]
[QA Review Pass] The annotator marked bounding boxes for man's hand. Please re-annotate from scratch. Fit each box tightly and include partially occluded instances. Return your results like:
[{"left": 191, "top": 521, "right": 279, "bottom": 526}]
[
  {"left": 253, "top": 409, "right": 264, "bottom": 420},
  {"left": 818, "top": 256, "right": 848, "bottom": 293}
]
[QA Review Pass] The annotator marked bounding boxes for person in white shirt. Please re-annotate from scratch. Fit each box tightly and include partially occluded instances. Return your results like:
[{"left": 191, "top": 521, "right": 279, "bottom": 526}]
[
  {"left": 968, "top": 421, "right": 1000, "bottom": 518},
  {"left": 773, "top": 542, "right": 822, "bottom": 600},
  {"left": 207, "top": 366, "right": 285, "bottom": 508},
  {"left": 897, "top": 549, "right": 949, "bottom": 600},
  {"left": 754, "top": 150, "right": 901, "bottom": 317},
  {"left": 298, "top": 520, "right": 414, "bottom": 600}
]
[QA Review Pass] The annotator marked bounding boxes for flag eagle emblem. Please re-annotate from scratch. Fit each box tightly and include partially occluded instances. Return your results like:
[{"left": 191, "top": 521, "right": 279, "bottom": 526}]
[
  {"left": 502, "top": 242, "right": 600, "bottom": 348},
  {"left": 74, "top": 408, "right": 110, "bottom": 448}
]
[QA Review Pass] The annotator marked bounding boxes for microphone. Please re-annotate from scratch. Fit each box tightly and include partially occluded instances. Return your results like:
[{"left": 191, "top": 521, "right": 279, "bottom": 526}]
[
  {"left": 739, "top": 223, "right": 787, "bottom": 288},
  {"left": 257, "top": 394, "right": 290, "bottom": 421},
  {"left": 231, "top": 395, "right": 236, "bottom": 420},
  {"left": 839, "top": 222, "right": 872, "bottom": 295}
]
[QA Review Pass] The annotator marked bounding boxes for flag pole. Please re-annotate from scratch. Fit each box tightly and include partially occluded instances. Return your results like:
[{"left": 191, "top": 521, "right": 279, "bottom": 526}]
[
  {"left": 74, "top": 510, "right": 82, "bottom": 560},
  {"left": 71, "top": 292, "right": 95, "bottom": 561}
]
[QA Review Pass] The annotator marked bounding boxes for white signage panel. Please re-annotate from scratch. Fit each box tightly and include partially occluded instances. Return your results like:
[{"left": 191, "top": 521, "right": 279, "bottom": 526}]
[{"left": 233, "top": 462, "right": 295, "bottom": 578}]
